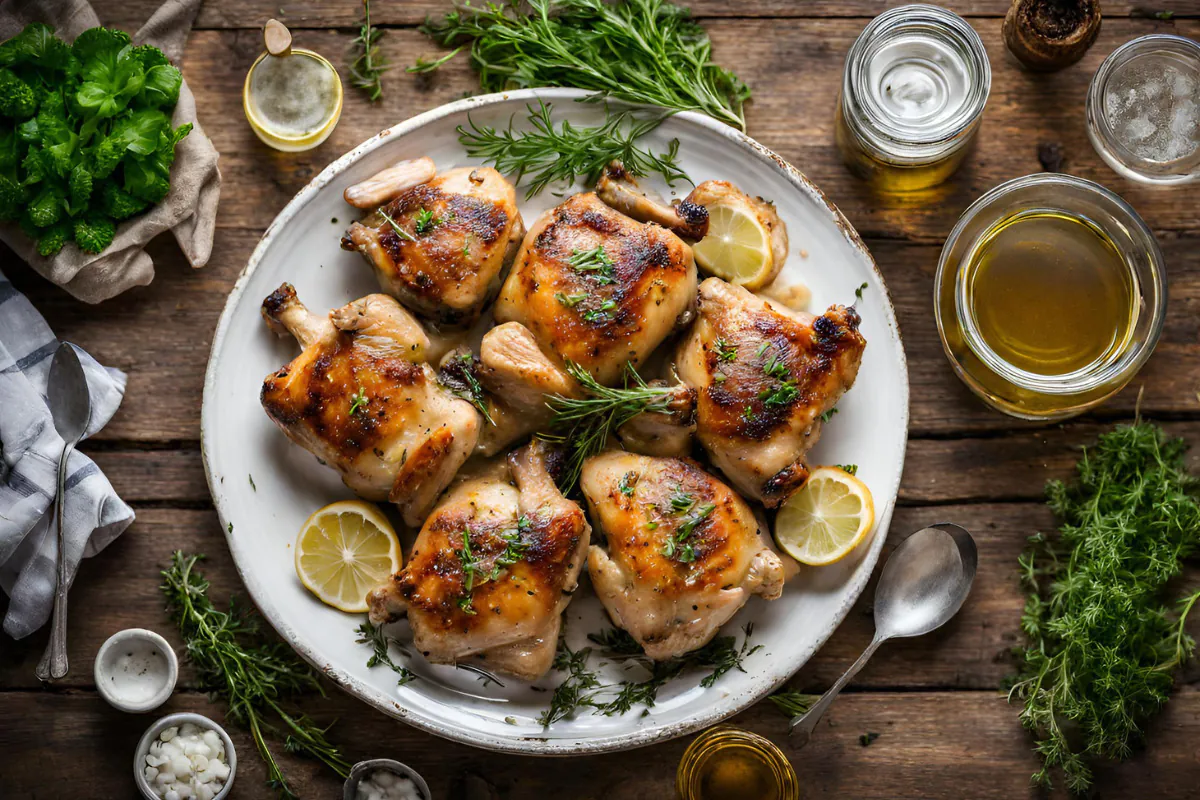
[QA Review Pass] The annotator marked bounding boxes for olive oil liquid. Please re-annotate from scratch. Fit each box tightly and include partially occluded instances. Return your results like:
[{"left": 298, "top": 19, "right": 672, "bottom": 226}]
[
  {"left": 961, "top": 209, "right": 1137, "bottom": 378},
  {"left": 696, "top": 745, "right": 781, "bottom": 800}
]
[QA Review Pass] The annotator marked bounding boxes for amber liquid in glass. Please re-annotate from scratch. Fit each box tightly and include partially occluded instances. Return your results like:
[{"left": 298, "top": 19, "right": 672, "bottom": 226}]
[
  {"left": 696, "top": 745, "right": 781, "bottom": 800},
  {"left": 961, "top": 209, "right": 1137, "bottom": 378}
]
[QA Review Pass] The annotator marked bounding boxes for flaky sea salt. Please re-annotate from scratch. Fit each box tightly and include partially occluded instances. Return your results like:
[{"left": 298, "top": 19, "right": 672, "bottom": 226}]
[{"left": 144, "top": 722, "right": 229, "bottom": 800}]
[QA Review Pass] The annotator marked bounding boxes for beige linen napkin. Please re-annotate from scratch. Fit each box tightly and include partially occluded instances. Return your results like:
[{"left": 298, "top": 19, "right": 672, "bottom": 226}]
[{"left": 0, "top": 0, "right": 220, "bottom": 303}]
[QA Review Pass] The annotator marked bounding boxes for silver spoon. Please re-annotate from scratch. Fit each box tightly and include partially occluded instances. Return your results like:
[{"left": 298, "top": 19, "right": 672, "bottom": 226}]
[
  {"left": 35, "top": 343, "right": 91, "bottom": 682},
  {"left": 789, "top": 523, "right": 977, "bottom": 742}
]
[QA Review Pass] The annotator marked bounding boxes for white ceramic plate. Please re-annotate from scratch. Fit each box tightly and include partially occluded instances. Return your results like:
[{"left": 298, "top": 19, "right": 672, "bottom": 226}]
[{"left": 201, "top": 88, "right": 909, "bottom": 755}]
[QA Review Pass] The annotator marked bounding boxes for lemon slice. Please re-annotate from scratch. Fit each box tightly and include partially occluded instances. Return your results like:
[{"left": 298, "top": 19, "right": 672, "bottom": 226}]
[
  {"left": 295, "top": 500, "right": 401, "bottom": 612},
  {"left": 691, "top": 202, "right": 776, "bottom": 290},
  {"left": 774, "top": 467, "right": 875, "bottom": 566}
]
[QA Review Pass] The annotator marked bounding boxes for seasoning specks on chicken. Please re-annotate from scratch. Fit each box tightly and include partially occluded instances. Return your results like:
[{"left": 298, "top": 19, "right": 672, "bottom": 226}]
[
  {"left": 260, "top": 283, "right": 479, "bottom": 527},
  {"left": 368, "top": 440, "right": 590, "bottom": 680},
  {"left": 676, "top": 278, "right": 866, "bottom": 507},
  {"left": 582, "top": 452, "right": 786, "bottom": 660},
  {"left": 343, "top": 165, "right": 525, "bottom": 327}
]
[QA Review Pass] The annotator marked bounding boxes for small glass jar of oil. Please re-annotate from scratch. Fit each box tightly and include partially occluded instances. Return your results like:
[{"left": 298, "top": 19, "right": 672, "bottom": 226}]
[
  {"left": 243, "top": 48, "right": 343, "bottom": 152},
  {"left": 676, "top": 725, "right": 799, "bottom": 800},
  {"left": 935, "top": 173, "right": 1166, "bottom": 421},
  {"left": 837, "top": 5, "right": 991, "bottom": 192}
]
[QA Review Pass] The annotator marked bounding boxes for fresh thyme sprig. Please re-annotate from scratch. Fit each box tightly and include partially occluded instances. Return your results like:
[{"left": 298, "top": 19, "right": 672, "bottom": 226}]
[
  {"left": 768, "top": 688, "right": 818, "bottom": 719},
  {"left": 457, "top": 101, "right": 689, "bottom": 198},
  {"left": 419, "top": 0, "right": 751, "bottom": 130},
  {"left": 355, "top": 621, "right": 416, "bottom": 687},
  {"left": 161, "top": 553, "right": 350, "bottom": 799},
  {"left": 544, "top": 361, "right": 678, "bottom": 490},
  {"left": 454, "top": 520, "right": 530, "bottom": 614},
  {"left": 350, "top": 0, "right": 390, "bottom": 102},
  {"left": 377, "top": 208, "right": 416, "bottom": 243},
  {"left": 438, "top": 352, "right": 495, "bottom": 425},
  {"left": 1007, "top": 422, "right": 1200, "bottom": 793}
]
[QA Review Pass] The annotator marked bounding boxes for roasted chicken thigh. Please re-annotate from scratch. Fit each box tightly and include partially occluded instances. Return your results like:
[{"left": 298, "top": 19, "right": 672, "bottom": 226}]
[
  {"left": 260, "top": 283, "right": 479, "bottom": 527},
  {"left": 677, "top": 278, "right": 866, "bottom": 507},
  {"left": 494, "top": 192, "right": 698, "bottom": 386},
  {"left": 343, "top": 165, "right": 525, "bottom": 327},
  {"left": 582, "top": 452, "right": 785, "bottom": 660},
  {"left": 368, "top": 441, "right": 590, "bottom": 680}
]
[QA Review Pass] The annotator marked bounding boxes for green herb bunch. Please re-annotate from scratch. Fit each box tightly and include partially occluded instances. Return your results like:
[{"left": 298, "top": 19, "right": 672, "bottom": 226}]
[
  {"left": 419, "top": 0, "right": 751, "bottom": 130},
  {"left": 0, "top": 24, "right": 192, "bottom": 255},
  {"left": 1008, "top": 422, "right": 1200, "bottom": 793},
  {"left": 458, "top": 100, "right": 688, "bottom": 198},
  {"left": 162, "top": 553, "right": 350, "bottom": 799}
]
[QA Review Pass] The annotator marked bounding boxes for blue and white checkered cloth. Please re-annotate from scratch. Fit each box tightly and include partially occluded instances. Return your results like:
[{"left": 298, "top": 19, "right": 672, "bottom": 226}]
[{"left": 0, "top": 268, "right": 134, "bottom": 640}]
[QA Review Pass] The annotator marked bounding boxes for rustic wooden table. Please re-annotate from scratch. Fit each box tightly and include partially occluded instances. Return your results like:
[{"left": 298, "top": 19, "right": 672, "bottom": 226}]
[{"left": 3, "top": 2, "right": 1199, "bottom": 798}]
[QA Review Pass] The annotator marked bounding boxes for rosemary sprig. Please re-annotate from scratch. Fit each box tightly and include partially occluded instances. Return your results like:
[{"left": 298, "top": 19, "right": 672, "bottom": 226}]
[
  {"left": 406, "top": 45, "right": 464, "bottom": 74},
  {"left": 377, "top": 208, "right": 416, "bottom": 243},
  {"left": 437, "top": 352, "right": 495, "bottom": 425},
  {"left": 454, "top": 520, "right": 530, "bottom": 614},
  {"left": 355, "top": 621, "right": 416, "bottom": 687},
  {"left": 457, "top": 100, "right": 689, "bottom": 198},
  {"left": 768, "top": 689, "right": 818, "bottom": 719},
  {"left": 419, "top": 0, "right": 751, "bottom": 130},
  {"left": 161, "top": 553, "right": 350, "bottom": 799},
  {"left": 1008, "top": 422, "right": 1200, "bottom": 793},
  {"left": 350, "top": 0, "right": 390, "bottom": 102},
  {"left": 544, "top": 361, "right": 678, "bottom": 490}
]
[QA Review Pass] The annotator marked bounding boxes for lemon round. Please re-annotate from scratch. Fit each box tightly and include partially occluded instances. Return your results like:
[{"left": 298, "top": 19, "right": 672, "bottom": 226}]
[
  {"left": 691, "top": 202, "right": 776, "bottom": 290},
  {"left": 774, "top": 467, "right": 875, "bottom": 566},
  {"left": 294, "top": 500, "right": 401, "bottom": 612}
]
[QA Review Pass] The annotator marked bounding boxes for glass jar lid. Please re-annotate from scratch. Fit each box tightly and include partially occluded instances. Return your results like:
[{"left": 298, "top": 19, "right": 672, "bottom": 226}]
[{"left": 843, "top": 4, "right": 991, "bottom": 163}]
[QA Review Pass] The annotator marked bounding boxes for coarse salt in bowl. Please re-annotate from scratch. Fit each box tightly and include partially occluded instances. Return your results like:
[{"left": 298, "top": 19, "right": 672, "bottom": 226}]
[
  {"left": 134, "top": 713, "right": 237, "bottom": 800},
  {"left": 343, "top": 759, "right": 431, "bottom": 800},
  {"left": 95, "top": 628, "right": 179, "bottom": 713}
]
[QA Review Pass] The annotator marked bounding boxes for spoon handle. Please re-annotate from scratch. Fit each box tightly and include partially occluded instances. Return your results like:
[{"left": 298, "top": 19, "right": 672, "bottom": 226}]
[
  {"left": 789, "top": 636, "right": 883, "bottom": 743},
  {"left": 35, "top": 442, "right": 74, "bottom": 682}
]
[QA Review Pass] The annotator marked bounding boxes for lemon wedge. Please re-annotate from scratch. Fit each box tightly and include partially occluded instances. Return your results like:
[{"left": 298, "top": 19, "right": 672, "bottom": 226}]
[
  {"left": 774, "top": 467, "right": 875, "bottom": 566},
  {"left": 691, "top": 202, "right": 777, "bottom": 290},
  {"left": 295, "top": 500, "right": 401, "bottom": 612}
]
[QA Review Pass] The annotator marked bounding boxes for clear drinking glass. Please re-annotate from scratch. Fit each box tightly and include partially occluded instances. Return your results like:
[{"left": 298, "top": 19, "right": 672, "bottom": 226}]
[{"left": 1087, "top": 34, "right": 1200, "bottom": 186}]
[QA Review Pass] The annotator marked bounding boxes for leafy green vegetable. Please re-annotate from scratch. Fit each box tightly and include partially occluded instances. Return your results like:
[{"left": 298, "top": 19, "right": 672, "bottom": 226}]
[
  {"left": 418, "top": 0, "right": 751, "bottom": 130},
  {"left": 0, "top": 23, "right": 190, "bottom": 256},
  {"left": 162, "top": 553, "right": 351, "bottom": 799},
  {"left": 1008, "top": 422, "right": 1200, "bottom": 793},
  {"left": 457, "top": 100, "right": 689, "bottom": 198}
]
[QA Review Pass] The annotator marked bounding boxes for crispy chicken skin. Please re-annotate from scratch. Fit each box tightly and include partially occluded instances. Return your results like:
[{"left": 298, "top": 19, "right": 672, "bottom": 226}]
[
  {"left": 582, "top": 452, "right": 785, "bottom": 660},
  {"left": 260, "top": 283, "right": 479, "bottom": 527},
  {"left": 494, "top": 192, "right": 698, "bottom": 386},
  {"left": 368, "top": 441, "right": 590, "bottom": 680},
  {"left": 676, "top": 278, "right": 866, "bottom": 507},
  {"left": 343, "top": 166, "right": 525, "bottom": 328}
]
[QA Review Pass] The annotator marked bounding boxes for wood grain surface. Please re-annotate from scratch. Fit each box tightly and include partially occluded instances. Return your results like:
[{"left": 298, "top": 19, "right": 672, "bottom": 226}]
[{"left": 2, "top": 1, "right": 1199, "bottom": 798}]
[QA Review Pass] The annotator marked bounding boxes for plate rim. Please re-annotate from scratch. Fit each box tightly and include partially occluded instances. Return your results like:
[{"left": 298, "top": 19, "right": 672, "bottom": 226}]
[{"left": 200, "top": 87, "right": 910, "bottom": 755}]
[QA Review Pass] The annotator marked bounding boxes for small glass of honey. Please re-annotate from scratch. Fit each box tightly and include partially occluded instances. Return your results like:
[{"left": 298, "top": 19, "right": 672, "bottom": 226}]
[
  {"left": 675, "top": 725, "right": 799, "bottom": 800},
  {"left": 935, "top": 173, "right": 1166, "bottom": 420}
]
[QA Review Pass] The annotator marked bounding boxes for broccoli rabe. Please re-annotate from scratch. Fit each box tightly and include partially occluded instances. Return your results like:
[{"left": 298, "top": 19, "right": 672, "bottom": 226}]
[{"left": 0, "top": 23, "right": 190, "bottom": 256}]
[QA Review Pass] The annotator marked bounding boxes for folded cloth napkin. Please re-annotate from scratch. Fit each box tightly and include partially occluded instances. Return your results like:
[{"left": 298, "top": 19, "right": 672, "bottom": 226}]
[
  {"left": 0, "top": 0, "right": 221, "bottom": 304},
  {"left": 0, "top": 267, "right": 134, "bottom": 639}
]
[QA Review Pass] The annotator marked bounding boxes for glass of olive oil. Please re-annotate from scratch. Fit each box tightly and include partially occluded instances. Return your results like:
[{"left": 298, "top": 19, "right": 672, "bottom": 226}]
[
  {"left": 676, "top": 725, "right": 799, "bottom": 800},
  {"left": 935, "top": 173, "right": 1166, "bottom": 420}
]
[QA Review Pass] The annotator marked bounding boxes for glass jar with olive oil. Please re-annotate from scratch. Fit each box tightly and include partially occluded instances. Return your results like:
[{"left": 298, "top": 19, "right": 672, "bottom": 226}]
[
  {"left": 837, "top": 5, "right": 991, "bottom": 192},
  {"left": 676, "top": 726, "right": 799, "bottom": 800},
  {"left": 935, "top": 173, "right": 1167, "bottom": 420}
]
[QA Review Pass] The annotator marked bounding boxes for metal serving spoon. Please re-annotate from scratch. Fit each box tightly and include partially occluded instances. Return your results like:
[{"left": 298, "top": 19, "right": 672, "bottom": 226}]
[
  {"left": 789, "top": 523, "right": 977, "bottom": 742},
  {"left": 35, "top": 343, "right": 91, "bottom": 682}
]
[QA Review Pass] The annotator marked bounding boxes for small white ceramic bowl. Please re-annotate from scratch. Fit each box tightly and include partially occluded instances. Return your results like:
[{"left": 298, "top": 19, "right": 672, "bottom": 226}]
[
  {"left": 95, "top": 628, "right": 178, "bottom": 713},
  {"left": 134, "top": 712, "right": 237, "bottom": 800},
  {"left": 343, "top": 759, "right": 431, "bottom": 800}
]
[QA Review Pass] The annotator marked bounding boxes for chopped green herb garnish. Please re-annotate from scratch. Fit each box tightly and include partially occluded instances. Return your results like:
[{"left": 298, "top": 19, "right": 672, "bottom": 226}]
[
  {"left": 438, "top": 353, "right": 495, "bottom": 426},
  {"left": 349, "top": 387, "right": 369, "bottom": 415},
  {"left": 662, "top": 501, "right": 715, "bottom": 563},
  {"left": 860, "top": 731, "right": 880, "bottom": 747},
  {"left": 758, "top": 381, "right": 799, "bottom": 408},
  {"left": 755, "top": 341, "right": 771, "bottom": 358},
  {"left": 581, "top": 298, "right": 618, "bottom": 323},
  {"left": 618, "top": 472, "right": 638, "bottom": 497},
  {"left": 715, "top": 338, "right": 738, "bottom": 363},
  {"left": 414, "top": 208, "right": 438, "bottom": 234},
  {"left": 854, "top": 281, "right": 868, "bottom": 301},
  {"left": 837, "top": 464, "right": 859, "bottom": 476},
  {"left": 568, "top": 246, "right": 616, "bottom": 284},
  {"left": 669, "top": 490, "right": 695, "bottom": 514},
  {"left": 377, "top": 208, "right": 416, "bottom": 242},
  {"left": 355, "top": 621, "right": 417, "bottom": 687},
  {"left": 819, "top": 407, "right": 838, "bottom": 423},
  {"left": 455, "top": 521, "right": 530, "bottom": 615},
  {"left": 555, "top": 292, "right": 587, "bottom": 308},
  {"left": 248, "top": 474, "right": 256, "bottom": 491}
]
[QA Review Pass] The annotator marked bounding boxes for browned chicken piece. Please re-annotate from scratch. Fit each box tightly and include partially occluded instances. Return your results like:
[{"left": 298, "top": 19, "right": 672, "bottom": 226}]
[
  {"left": 581, "top": 452, "right": 785, "bottom": 660},
  {"left": 367, "top": 441, "right": 590, "bottom": 680},
  {"left": 614, "top": 380, "right": 696, "bottom": 458},
  {"left": 260, "top": 283, "right": 479, "bottom": 527},
  {"left": 595, "top": 161, "right": 709, "bottom": 240},
  {"left": 493, "top": 192, "right": 698, "bottom": 386},
  {"left": 676, "top": 278, "right": 866, "bottom": 508},
  {"left": 342, "top": 166, "right": 525, "bottom": 328}
]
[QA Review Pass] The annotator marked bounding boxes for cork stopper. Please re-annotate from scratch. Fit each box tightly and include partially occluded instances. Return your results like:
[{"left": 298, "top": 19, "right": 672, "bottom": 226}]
[
  {"left": 263, "top": 19, "right": 292, "bottom": 57},
  {"left": 1003, "top": 0, "right": 1101, "bottom": 72}
]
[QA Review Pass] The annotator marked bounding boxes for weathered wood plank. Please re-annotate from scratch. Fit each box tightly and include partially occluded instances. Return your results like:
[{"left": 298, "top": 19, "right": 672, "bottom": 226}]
[
  {"left": 165, "top": 20, "right": 1200, "bottom": 238},
  {"left": 1, "top": 687, "right": 1198, "bottom": 799},
  {"left": 3, "top": 503, "right": 1195, "bottom": 693},
  {"left": 86, "top": 0, "right": 1200, "bottom": 32}
]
